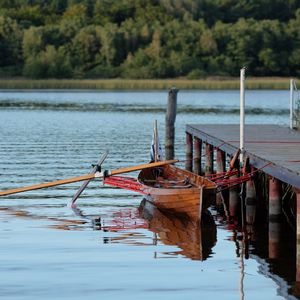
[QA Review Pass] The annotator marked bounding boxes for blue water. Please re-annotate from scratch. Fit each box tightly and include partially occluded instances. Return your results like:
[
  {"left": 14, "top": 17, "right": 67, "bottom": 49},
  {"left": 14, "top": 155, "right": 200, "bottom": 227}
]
[{"left": 0, "top": 90, "right": 297, "bottom": 300}]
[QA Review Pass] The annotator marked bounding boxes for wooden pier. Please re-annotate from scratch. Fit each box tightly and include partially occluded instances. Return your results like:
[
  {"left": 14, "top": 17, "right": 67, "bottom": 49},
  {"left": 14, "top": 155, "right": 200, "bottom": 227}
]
[
  {"left": 185, "top": 123, "right": 300, "bottom": 290},
  {"left": 186, "top": 124, "right": 300, "bottom": 188}
]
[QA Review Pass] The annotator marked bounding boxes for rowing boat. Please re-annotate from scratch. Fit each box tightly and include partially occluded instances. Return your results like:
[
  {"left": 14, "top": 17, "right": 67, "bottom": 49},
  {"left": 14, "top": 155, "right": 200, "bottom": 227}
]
[
  {"left": 137, "top": 121, "right": 216, "bottom": 221},
  {"left": 138, "top": 162, "right": 216, "bottom": 221}
]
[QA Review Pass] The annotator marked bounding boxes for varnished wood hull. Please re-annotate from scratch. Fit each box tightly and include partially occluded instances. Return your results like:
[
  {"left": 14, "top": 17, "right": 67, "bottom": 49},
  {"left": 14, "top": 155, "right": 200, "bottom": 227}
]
[
  {"left": 139, "top": 199, "right": 216, "bottom": 260},
  {"left": 138, "top": 164, "right": 216, "bottom": 221}
]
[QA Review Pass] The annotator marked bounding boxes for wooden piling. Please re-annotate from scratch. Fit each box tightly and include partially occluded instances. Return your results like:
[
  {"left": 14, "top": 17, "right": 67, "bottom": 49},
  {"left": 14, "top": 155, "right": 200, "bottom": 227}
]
[
  {"left": 215, "top": 149, "right": 226, "bottom": 206},
  {"left": 185, "top": 132, "right": 193, "bottom": 172},
  {"left": 269, "top": 220, "right": 281, "bottom": 259},
  {"left": 216, "top": 149, "right": 226, "bottom": 174},
  {"left": 229, "top": 184, "right": 239, "bottom": 219},
  {"left": 245, "top": 177, "right": 256, "bottom": 225},
  {"left": 165, "top": 87, "right": 178, "bottom": 160},
  {"left": 296, "top": 190, "right": 300, "bottom": 282},
  {"left": 194, "top": 137, "right": 202, "bottom": 175},
  {"left": 268, "top": 178, "right": 281, "bottom": 260},
  {"left": 269, "top": 177, "right": 282, "bottom": 221},
  {"left": 229, "top": 153, "right": 240, "bottom": 219},
  {"left": 205, "top": 143, "right": 213, "bottom": 176}
]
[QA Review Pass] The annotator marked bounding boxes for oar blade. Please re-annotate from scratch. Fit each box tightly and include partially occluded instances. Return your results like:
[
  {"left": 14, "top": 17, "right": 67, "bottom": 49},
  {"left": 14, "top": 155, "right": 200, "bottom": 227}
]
[{"left": 71, "top": 150, "right": 109, "bottom": 205}]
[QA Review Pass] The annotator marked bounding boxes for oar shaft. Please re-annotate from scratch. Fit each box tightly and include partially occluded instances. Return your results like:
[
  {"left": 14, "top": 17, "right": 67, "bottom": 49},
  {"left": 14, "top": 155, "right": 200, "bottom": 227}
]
[
  {"left": 0, "top": 174, "right": 95, "bottom": 196},
  {"left": 111, "top": 159, "right": 178, "bottom": 175},
  {"left": 0, "top": 159, "right": 178, "bottom": 197}
]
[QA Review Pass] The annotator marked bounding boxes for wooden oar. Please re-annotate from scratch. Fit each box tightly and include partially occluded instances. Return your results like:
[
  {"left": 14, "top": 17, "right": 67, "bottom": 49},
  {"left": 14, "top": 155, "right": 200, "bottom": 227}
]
[
  {"left": 0, "top": 159, "right": 178, "bottom": 197},
  {"left": 71, "top": 150, "right": 108, "bottom": 205}
]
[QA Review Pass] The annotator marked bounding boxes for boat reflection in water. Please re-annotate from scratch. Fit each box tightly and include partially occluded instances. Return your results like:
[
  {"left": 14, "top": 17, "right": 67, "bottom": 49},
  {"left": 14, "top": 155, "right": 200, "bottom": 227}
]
[{"left": 138, "top": 199, "right": 216, "bottom": 261}]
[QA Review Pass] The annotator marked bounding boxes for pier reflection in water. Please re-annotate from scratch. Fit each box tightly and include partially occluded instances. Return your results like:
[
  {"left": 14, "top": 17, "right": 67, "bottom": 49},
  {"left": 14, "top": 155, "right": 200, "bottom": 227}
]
[{"left": 216, "top": 181, "right": 298, "bottom": 300}]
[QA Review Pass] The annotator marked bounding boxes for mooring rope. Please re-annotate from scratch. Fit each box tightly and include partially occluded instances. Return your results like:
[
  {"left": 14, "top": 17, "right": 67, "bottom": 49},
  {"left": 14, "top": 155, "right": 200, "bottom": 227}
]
[{"left": 214, "top": 162, "right": 273, "bottom": 191}]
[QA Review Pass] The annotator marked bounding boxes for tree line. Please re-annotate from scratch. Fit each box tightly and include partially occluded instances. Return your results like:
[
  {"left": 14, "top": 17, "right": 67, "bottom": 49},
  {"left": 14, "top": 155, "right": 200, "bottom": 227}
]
[{"left": 1, "top": 0, "right": 300, "bottom": 79}]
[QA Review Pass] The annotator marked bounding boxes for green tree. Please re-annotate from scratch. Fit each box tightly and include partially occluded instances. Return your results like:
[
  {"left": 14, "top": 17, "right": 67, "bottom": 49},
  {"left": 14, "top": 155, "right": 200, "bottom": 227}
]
[
  {"left": 23, "top": 45, "right": 72, "bottom": 78},
  {"left": 23, "top": 26, "right": 44, "bottom": 58},
  {"left": 70, "top": 25, "right": 102, "bottom": 70},
  {"left": 0, "top": 16, "right": 23, "bottom": 67}
]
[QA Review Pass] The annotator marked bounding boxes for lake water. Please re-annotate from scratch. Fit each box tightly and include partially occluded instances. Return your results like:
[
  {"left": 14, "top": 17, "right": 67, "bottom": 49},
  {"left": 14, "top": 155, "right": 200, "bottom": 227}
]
[{"left": 0, "top": 90, "right": 298, "bottom": 300}]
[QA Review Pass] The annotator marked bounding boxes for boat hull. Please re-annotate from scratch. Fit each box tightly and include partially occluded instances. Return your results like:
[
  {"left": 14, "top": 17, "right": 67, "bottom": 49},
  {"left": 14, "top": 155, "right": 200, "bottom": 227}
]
[{"left": 138, "top": 164, "right": 216, "bottom": 221}]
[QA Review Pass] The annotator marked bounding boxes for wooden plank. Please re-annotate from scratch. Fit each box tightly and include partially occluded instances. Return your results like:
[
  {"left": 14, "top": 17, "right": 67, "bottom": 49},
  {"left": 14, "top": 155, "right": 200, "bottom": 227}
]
[{"left": 186, "top": 124, "right": 300, "bottom": 189}]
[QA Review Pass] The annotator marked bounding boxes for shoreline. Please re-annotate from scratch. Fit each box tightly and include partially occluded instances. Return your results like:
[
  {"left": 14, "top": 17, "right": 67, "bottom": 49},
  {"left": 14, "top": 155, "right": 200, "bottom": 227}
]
[{"left": 0, "top": 77, "right": 295, "bottom": 90}]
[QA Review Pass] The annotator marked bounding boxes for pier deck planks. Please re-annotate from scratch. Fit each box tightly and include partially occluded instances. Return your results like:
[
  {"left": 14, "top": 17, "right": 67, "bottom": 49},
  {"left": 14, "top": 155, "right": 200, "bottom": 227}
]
[{"left": 186, "top": 124, "right": 300, "bottom": 189}]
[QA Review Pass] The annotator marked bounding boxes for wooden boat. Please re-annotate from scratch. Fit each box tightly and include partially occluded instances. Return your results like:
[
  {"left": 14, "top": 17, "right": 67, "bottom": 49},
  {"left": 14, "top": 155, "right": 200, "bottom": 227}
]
[
  {"left": 138, "top": 163, "right": 216, "bottom": 221},
  {"left": 137, "top": 121, "right": 216, "bottom": 221},
  {"left": 139, "top": 199, "right": 216, "bottom": 260}
]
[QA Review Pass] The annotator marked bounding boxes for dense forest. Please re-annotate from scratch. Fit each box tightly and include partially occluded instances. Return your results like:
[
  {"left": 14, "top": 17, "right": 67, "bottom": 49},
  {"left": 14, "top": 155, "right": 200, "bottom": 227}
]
[{"left": 1, "top": 0, "right": 300, "bottom": 79}]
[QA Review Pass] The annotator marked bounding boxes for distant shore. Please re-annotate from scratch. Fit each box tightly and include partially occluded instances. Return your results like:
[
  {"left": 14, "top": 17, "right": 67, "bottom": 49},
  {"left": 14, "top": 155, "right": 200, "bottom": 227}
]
[{"left": 0, "top": 77, "right": 295, "bottom": 90}]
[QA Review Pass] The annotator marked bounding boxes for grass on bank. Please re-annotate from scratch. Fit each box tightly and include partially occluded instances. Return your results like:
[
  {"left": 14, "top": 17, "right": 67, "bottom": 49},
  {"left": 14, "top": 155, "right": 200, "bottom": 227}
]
[{"left": 0, "top": 77, "right": 295, "bottom": 90}]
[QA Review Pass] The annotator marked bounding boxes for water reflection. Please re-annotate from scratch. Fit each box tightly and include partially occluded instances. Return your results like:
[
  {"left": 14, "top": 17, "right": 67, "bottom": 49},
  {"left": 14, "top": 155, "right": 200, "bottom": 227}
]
[
  {"left": 1, "top": 196, "right": 299, "bottom": 298},
  {"left": 138, "top": 199, "right": 216, "bottom": 261},
  {"left": 0, "top": 206, "right": 87, "bottom": 230},
  {"left": 217, "top": 201, "right": 298, "bottom": 299},
  {"left": 72, "top": 199, "right": 217, "bottom": 261}
]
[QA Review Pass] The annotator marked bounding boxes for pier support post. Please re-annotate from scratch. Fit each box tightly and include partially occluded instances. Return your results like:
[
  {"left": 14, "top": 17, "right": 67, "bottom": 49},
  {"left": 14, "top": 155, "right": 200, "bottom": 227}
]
[
  {"left": 245, "top": 174, "right": 256, "bottom": 226},
  {"left": 205, "top": 143, "right": 213, "bottom": 176},
  {"left": 296, "top": 190, "right": 300, "bottom": 282},
  {"left": 215, "top": 149, "right": 226, "bottom": 205},
  {"left": 269, "top": 177, "right": 282, "bottom": 220},
  {"left": 229, "top": 155, "right": 240, "bottom": 219},
  {"left": 269, "top": 177, "right": 282, "bottom": 259},
  {"left": 229, "top": 184, "right": 239, "bottom": 219},
  {"left": 185, "top": 132, "right": 193, "bottom": 172},
  {"left": 269, "top": 219, "right": 281, "bottom": 260},
  {"left": 194, "top": 137, "right": 202, "bottom": 175},
  {"left": 216, "top": 149, "right": 226, "bottom": 174},
  {"left": 165, "top": 87, "right": 178, "bottom": 160}
]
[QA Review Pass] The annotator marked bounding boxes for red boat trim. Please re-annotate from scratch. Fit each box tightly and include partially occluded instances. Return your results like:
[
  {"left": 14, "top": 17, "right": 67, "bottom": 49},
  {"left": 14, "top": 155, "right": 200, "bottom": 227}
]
[{"left": 104, "top": 176, "right": 148, "bottom": 194}]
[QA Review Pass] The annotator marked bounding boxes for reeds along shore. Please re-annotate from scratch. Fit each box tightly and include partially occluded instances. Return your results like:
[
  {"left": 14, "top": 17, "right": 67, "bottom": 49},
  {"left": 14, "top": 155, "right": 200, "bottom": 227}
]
[{"left": 0, "top": 78, "right": 294, "bottom": 90}]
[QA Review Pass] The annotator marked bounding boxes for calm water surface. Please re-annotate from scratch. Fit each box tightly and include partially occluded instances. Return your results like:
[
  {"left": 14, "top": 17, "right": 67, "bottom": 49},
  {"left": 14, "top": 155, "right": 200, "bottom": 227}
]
[{"left": 0, "top": 90, "right": 297, "bottom": 299}]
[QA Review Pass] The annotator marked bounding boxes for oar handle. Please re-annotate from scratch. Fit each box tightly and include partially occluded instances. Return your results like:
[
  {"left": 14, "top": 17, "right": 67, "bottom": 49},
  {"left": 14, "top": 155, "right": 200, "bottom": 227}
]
[{"left": 111, "top": 159, "right": 178, "bottom": 175}]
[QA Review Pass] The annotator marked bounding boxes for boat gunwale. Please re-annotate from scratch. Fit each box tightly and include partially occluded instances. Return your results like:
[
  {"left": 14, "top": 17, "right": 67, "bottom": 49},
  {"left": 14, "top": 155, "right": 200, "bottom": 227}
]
[{"left": 137, "top": 164, "right": 216, "bottom": 193}]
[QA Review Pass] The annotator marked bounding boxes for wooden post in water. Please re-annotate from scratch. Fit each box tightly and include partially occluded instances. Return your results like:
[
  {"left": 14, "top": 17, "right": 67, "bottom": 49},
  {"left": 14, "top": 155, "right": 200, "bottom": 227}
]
[
  {"left": 216, "top": 149, "right": 226, "bottom": 174},
  {"left": 185, "top": 132, "right": 193, "bottom": 172},
  {"left": 216, "top": 149, "right": 226, "bottom": 206},
  {"left": 296, "top": 189, "right": 300, "bottom": 282},
  {"left": 165, "top": 87, "right": 178, "bottom": 160},
  {"left": 194, "top": 137, "right": 202, "bottom": 175},
  {"left": 245, "top": 167, "right": 256, "bottom": 226},
  {"left": 269, "top": 177, "right": 282, "bottom": 259},
  {"left": 205, "top": 143, "right": 213, "bottom": 176},
  {"left": 269, "top": 217, "right": 281, "bottom": 260},
  {"left": 269, "top": 177, "right": 282, "bottom": 221},
  {"left": 229, "top": 154, "right": 240, "bottom": 219}
]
